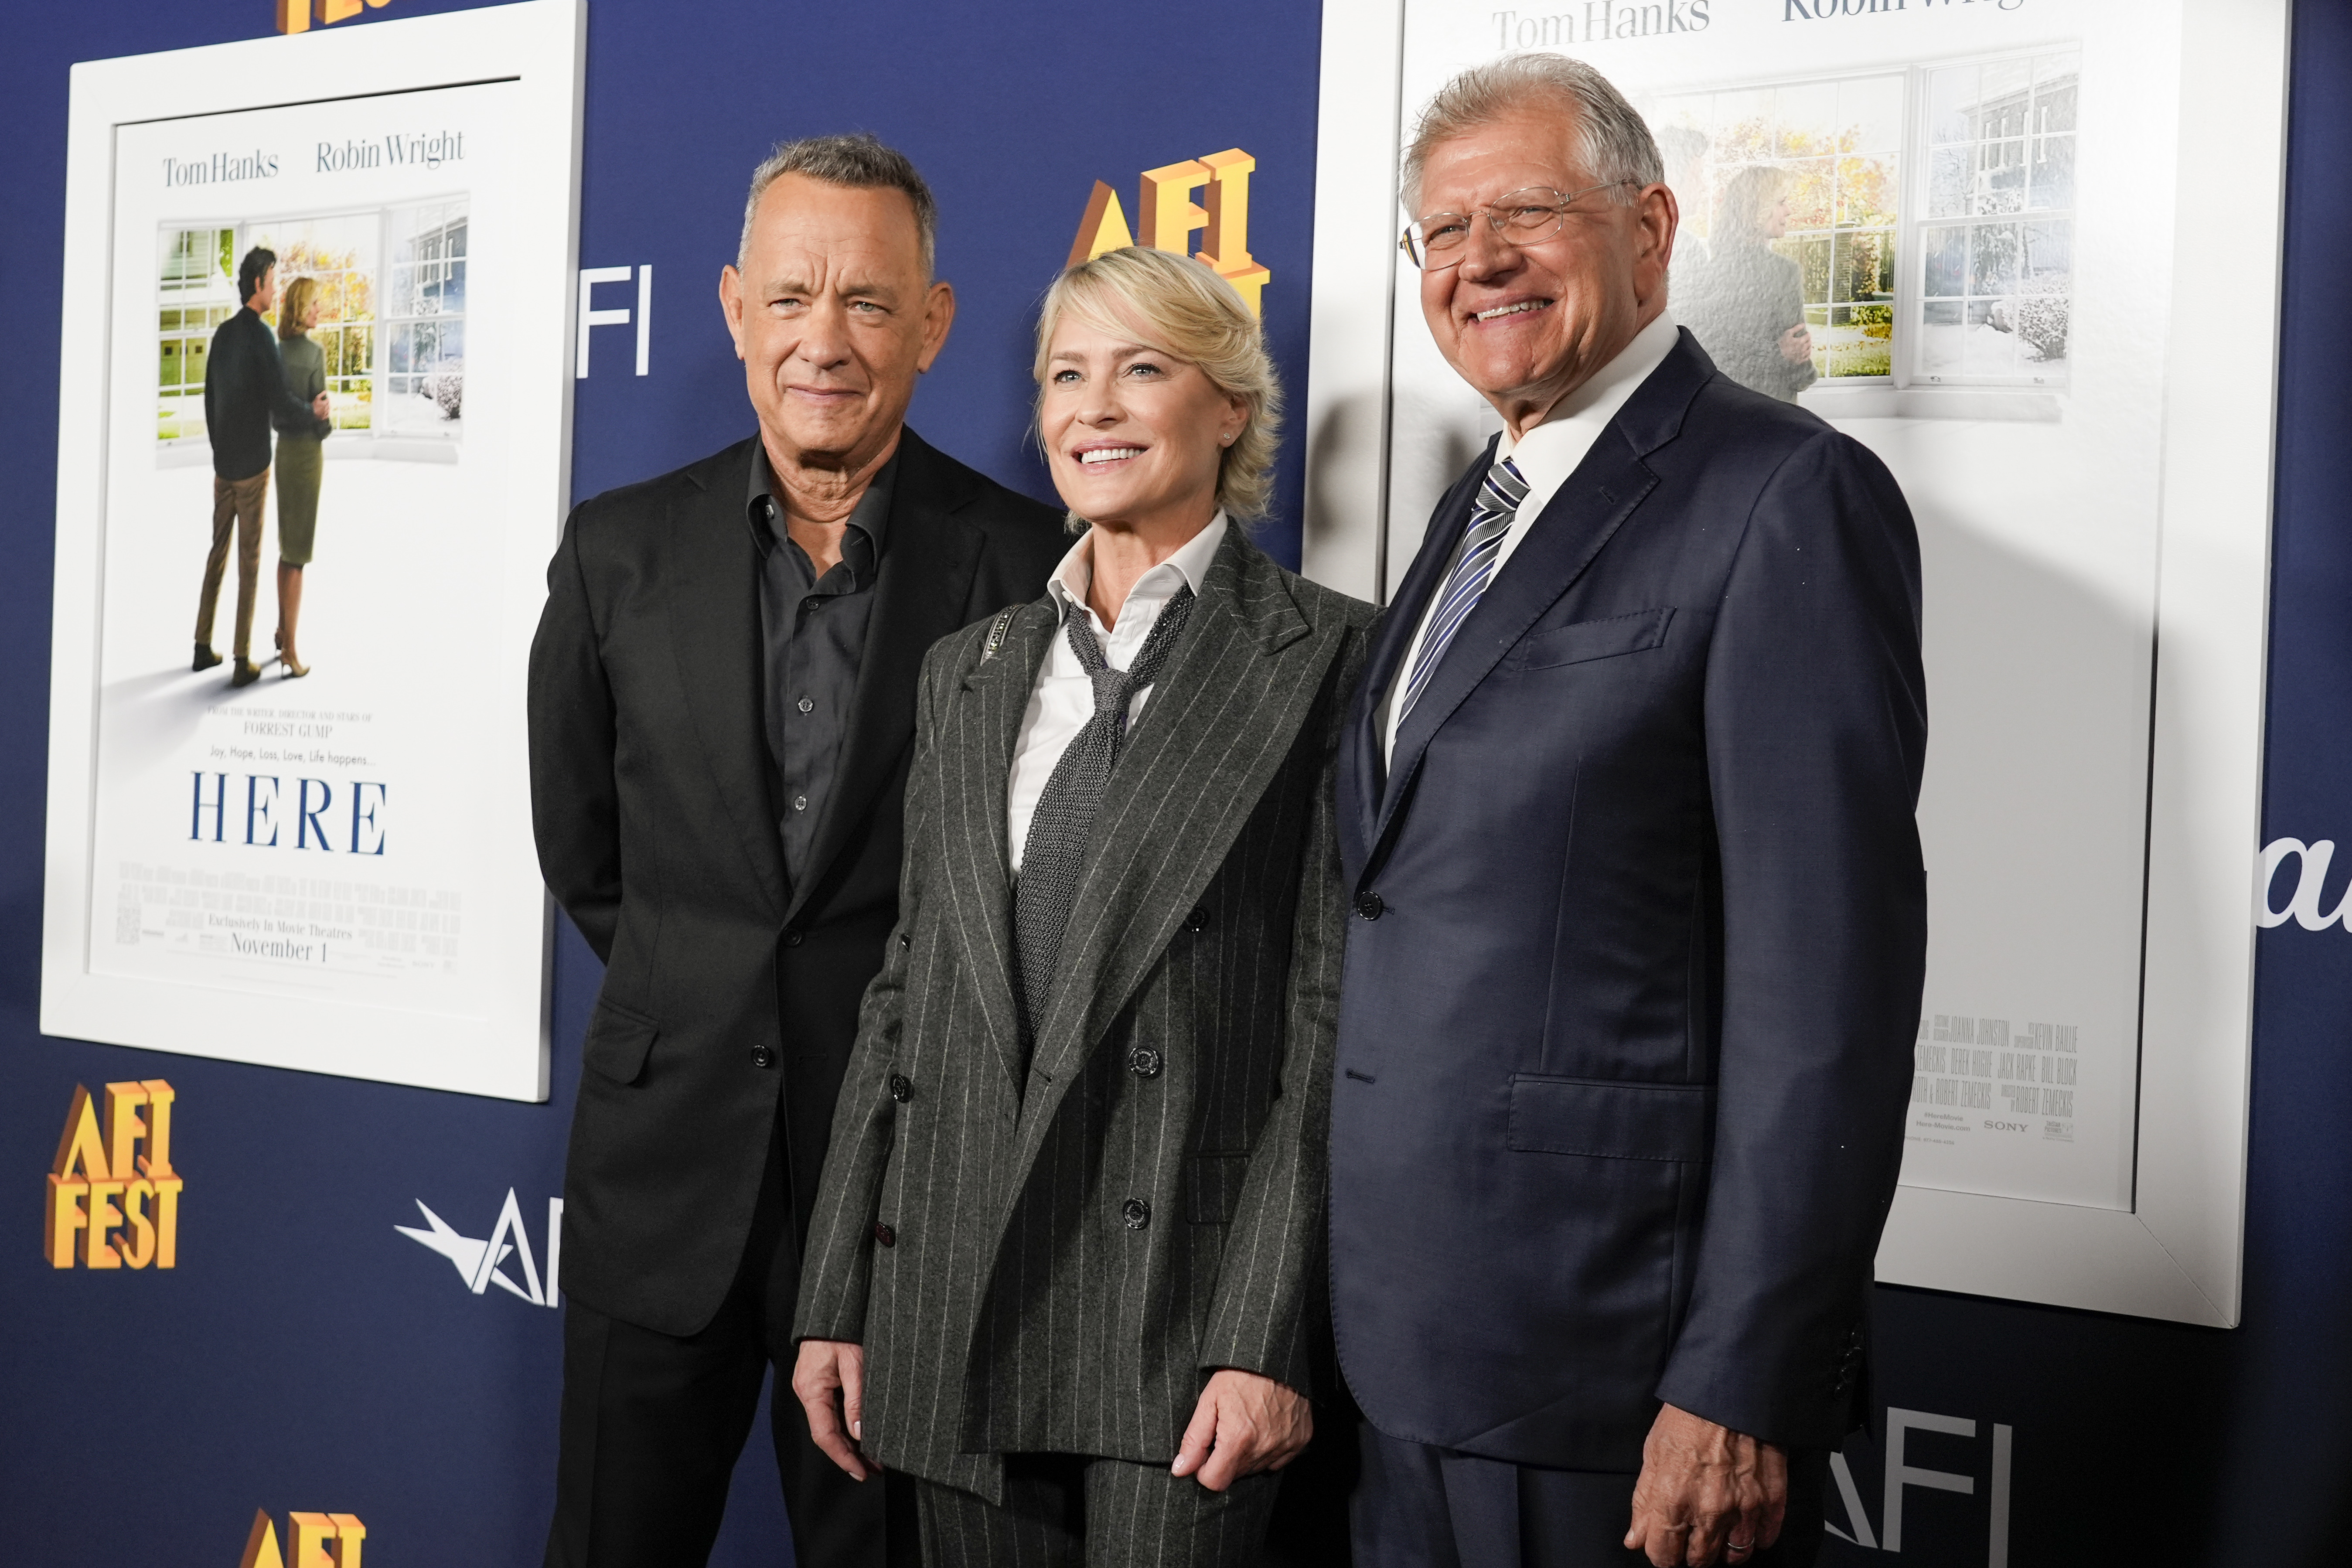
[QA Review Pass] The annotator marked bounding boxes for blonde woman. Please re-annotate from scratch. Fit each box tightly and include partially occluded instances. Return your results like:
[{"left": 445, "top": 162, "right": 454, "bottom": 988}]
[
  {"left": 1678, "top": 165, "right": 1819, "bottom": 402},
  {"left": 791, "top": 245, "right": 1372, "bottom": 1566},
  {"left": 271, "top": 274, "right": 329, "bottom": 676}
]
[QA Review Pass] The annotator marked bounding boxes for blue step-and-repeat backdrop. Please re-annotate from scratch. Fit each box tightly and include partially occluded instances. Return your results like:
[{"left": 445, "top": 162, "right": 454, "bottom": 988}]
[{"left": 3, "top": 1, "right": 2348, "bottom": 1564}]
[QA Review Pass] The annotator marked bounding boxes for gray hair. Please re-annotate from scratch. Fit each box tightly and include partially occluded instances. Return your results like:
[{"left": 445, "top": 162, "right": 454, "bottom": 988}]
[
  {"left": 1402, "top": 54, "right": 1663, "bottom": 216},
  {"left": 738, "top": 133, "right": 939, "bottom": 278}
]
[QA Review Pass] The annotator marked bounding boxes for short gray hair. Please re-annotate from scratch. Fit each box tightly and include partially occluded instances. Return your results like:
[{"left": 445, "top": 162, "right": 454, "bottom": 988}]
[
  {"left": 1402, "top": 54, "right": 1663, "bottom": 216},
  {"left": 738, "top": 133, "right": 939, "bottom": 278}
]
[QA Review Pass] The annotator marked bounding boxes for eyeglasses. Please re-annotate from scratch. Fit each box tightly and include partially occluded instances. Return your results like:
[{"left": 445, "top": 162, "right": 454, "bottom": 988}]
[{"left": 1399, "top": 182, "right": 1638, "bottom": 270}]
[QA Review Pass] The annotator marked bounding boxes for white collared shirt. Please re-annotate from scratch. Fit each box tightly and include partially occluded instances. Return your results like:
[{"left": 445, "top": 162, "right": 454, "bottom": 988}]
[
  {"left": 1381, "top": 310, "right": 1682, "bottom": 764},
  {"left": 1007, "top": 512, "right": 1228, "bottom": 873}
]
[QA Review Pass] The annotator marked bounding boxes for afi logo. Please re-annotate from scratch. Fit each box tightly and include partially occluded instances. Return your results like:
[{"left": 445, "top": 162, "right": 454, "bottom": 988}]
[
  {"left": 238, "top": 1509, "right": 364, "bottom": 1568},
  {"left": 397, "top": 1189, "right": 563, "bottom": 1307},
  {"left": 1068, "top": 150, "right": 1270, "bottom": 316},
  {"left": 1829, "top": 1407, "right": 2015, "bottom": 1563},
  {"left": 45, "top": 1081, "right": 181, "bottom": 1270},
  {"left": 276, "top": 0, "right": 390, "bottom": 34}
]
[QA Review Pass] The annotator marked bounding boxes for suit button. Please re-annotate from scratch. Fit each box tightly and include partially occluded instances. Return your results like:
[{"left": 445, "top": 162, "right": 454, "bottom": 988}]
[
  {"left": 899, "top": 931, "right": 912, "bottom": 948},
  {"left": 890, "top": 1074, "right": 912, "bottom": 1102},
  {"left": 1128, "top": 1046, "right": 1163, "bottom": 1078},
  {"left": 782, "top": 929, "right": 803, "bottom": 948},
  {"left": 1121, "top": 1198, "right": 1151, "bottom": 1230},
  {"left": 1183, "top": 907, "right": 1210, "bottom": 933},
  {"left": 873, "top": 1221, "right": 896, "bottom": 1248},
  {"left": 1354, "top": 892, "right": 1385, "bottom": 920},
  {"left": 751, "top": 1046, "right": 776, "bottom": 1069}
]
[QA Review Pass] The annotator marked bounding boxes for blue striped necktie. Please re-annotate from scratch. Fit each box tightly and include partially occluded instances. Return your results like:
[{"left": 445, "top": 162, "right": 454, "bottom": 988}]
[{"left": 1396, "top": 453, "right": 1529, "bottom": 724}]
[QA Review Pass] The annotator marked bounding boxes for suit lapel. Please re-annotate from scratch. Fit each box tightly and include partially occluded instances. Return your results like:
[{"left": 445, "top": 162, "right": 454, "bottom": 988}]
[
  {"left": 1369, "top": 433, "right": 1659, "bottom": 868},
  {"left": 665, "top": 446, "right": 787, "bottom": 919},
  {"left": 942, "top": 597, "right": 1059, "bottom": 1094},
  {"left": 1343, "top": 443, "right": 1492, "bottom": 871},
  {"left": 1364, "top": 331, "right": 1725, "bottom": 873},
  {"left": 787, "top": 430, "right": 981, "bottom": 927},
  {"left": 1009, "top": 531, "right": 1326, "bottom": 1168}
]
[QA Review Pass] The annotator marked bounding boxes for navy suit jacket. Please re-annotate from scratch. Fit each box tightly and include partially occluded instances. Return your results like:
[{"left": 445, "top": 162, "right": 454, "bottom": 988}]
[{"left": 1329, "top": 330, "right": 1927, "bottom": 1468}]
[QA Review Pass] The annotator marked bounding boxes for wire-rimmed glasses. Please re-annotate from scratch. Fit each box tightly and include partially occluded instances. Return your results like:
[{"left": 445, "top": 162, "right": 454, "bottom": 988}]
[{"left": 1400, "top": 181, "right": 1637, "bottom": 270}]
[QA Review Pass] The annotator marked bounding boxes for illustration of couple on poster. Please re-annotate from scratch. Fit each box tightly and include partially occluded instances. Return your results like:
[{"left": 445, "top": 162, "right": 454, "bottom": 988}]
[{"left": 193, "top": 244, "right": 332, "bottom": 687}]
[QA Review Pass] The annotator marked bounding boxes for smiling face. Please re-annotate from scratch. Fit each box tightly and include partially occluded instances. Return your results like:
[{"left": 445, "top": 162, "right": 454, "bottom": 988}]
[
  {"left": 1039, "top": 308, "right": 1247, "bottom": 535},
  {"left": 719, "top": 174, "right": 954, "bottom": 471},
  {"left": 1414, "top": 110, "right": 1676, "bottom": 432}
]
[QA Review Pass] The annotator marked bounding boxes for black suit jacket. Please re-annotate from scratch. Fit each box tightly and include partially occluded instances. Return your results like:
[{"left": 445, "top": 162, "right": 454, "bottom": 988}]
[
  {"left": 528, "top": 427, "right": 1065, "bottom": 1336},
  {"left": 1329, "top": 331, "right": 1928, "bottom": 1466}
]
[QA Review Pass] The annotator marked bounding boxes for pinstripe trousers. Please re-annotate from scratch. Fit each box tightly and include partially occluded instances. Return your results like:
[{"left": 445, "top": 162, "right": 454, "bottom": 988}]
[{"left": 914, "top": 1456, "right": 1281, "bottom": 1568}]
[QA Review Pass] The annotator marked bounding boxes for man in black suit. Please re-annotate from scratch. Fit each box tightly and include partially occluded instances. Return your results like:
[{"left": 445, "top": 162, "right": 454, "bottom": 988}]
[
  {"left": 529, "top": 133, "right": 1065, "bottom": 1568},
  {"left": 1329, "top": 56, "right": 1928, "bottom": 1568}
]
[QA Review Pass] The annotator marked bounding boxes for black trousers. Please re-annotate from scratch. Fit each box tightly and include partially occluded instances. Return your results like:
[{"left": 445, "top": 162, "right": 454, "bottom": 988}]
[
  {"left": 544, "top": 1120, "right": 915, "bottom": 1568},
  {"left": 1352, "top": 1427, "right": 1828, "bottom": 1568}
]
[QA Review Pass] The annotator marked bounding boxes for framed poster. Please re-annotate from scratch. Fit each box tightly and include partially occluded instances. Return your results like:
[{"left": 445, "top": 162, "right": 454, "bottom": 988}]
[
  {"left": 1302, "top": 0, "right": 2285, "bottom": 1323},
  {"left": 41, "top": 0, "right": 586, "bottom": 1101}
]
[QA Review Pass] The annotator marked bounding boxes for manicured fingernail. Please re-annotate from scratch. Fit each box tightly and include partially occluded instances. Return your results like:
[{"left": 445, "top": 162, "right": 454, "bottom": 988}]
[{"left": 851, "top": 1421, "right": 862, "bottom": 1439}]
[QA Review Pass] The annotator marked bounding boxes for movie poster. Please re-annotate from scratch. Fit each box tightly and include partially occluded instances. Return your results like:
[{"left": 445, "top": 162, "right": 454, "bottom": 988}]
[
  {"left": 45, "top": 6, "right": 580, "bottom": 1100},
  {"left": 1382, "top": 0, "right": 2191, "bottom": 1211}
]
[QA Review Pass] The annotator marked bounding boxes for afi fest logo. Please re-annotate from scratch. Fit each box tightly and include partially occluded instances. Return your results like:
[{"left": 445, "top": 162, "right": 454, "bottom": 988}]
[
  {"left": 1068, "top": 150, "right": 1270, "bottom": 316},
  {"left": 45, "top": 1081, "right": 181, "bottom": 1270},
  {"left": 275, "top": 0, "right": 390, "bottom": 33},
  {"left": 238, "top": 1509, "right": 365, "bottom": 1568},
  {"left": 397, "top": 1189, "right": 563, "bottom": 1307}
]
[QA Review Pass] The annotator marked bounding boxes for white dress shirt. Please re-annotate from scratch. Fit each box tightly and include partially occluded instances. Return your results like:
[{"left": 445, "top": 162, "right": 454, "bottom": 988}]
[
  {"left": 1007, "top": 512, "right": 1228, "bottom": 873},
  {"left": 1381, "top": 310, "right": 1682, "bottom": 764}
]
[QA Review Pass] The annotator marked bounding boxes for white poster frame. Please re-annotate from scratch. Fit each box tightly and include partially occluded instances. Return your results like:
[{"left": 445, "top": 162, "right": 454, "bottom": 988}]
[
  {"left": 1300, "top": 0, "right": 2285, "bottom": 1326},
  {"left": 41, "top": 0, "right": 587, "bottom": 1102}
]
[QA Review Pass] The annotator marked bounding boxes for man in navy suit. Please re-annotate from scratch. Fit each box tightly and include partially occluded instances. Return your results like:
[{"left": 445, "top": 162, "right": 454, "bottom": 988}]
[{"left": 1330, "top": 55, "right": 1927, "bottom": 1568}]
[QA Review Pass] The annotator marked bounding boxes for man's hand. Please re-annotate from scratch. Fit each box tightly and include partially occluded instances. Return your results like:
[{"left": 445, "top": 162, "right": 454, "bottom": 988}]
[
  {"left": 1777, "top": 324, "right": 1813, "bottom": 365},
  {"left": 312, "top": 392, "right": 331, "bottom": 419},
  {"left": 791, "top": 1339, "right": 872, "bottom": 1482},
  {"left": 1170, "top": 1369, "right": 1313, "bottom": 1492},
  {"left": 1624, "top": 1403, "right": 1787, "bottom": 1566}
]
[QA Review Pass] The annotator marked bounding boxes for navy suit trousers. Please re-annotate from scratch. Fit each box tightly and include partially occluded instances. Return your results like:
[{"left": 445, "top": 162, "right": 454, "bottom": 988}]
[{"left": 1352, "top": 1428, "right": 1828, "bottom": 1568}]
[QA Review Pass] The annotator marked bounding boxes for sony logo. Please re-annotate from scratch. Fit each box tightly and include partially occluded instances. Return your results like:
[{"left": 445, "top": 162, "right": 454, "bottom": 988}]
[{"left": 1983, "top": 1120, "right": 2026, "bottom": 1132}]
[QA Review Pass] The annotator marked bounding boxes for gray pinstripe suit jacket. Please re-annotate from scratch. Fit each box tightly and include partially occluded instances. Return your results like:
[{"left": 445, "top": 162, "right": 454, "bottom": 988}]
[{"left": 794, "top": 526, "right": 1372, "bottom": 1503}]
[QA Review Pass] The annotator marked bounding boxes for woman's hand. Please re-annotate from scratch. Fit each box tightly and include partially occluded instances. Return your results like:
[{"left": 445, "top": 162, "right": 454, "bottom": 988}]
[
  {"left": 1171, "top": 1369, "right": 1313, "bottom": 1492},
  {"left": 1777, "top": 324, "right": 1813, "bottom": 365},
  {"left": 791, "top": 1338, "right": 873, "bottom": 1481}
]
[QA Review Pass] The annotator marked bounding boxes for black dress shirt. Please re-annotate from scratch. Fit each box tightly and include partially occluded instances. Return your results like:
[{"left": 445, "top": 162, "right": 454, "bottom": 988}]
[
  {"left": 748, "top": 443, "right": 896, "bottom": 888},
  {"left": 202, "top": 306, "right": 331, "bottom": 481}
]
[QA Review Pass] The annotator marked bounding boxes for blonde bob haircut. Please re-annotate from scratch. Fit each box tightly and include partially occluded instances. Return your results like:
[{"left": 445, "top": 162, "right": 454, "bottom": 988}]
[
  {"left": 276, "top": 274, "right": 320, "bottom": 341},
  {"left": 1033, "top": 245, "right": 1283, "bottom": 525}
]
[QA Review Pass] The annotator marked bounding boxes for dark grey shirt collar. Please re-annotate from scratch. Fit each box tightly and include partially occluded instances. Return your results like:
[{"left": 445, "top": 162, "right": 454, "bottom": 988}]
[{"left": 746, "top": 439, "right": 897, "bottom": 581}]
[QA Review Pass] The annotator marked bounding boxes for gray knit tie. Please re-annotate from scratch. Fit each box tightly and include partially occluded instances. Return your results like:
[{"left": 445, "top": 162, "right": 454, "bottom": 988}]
[{"left": 1012, "top": 586, "right": 1196, "bottom": 1072}]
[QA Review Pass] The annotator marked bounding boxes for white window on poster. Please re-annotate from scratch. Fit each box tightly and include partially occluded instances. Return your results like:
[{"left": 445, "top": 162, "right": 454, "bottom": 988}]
[
  {"left": 1654, "top": 72, "right": 1904, "bottom": 393},
  {"left": 382, "top": 200, "right": 467, "bottom": 440},
  {"left": 1917, "top": 51, "right": 2079, "bottom": 387},
  {"left": 154, "top": 198, "right": 467, "bottom": 457},
  {"left": 1652, "top": 48, "right": 2080, "bottom": 398},
  {"left": 155, "top": 227, "right": 238, "bottom": 447},
  {"left": 245, "top": 211, "right": 380, "bottom": 433}
]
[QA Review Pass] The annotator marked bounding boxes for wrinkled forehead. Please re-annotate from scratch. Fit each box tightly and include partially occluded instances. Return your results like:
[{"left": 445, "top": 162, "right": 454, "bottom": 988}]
[{"left": 1413, "top": 106, "right": 1590, "bottom": 211}]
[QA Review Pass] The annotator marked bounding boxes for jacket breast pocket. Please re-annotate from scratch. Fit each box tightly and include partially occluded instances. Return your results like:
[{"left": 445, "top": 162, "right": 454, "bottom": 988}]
[
  {"left": 1510, "top": 607, "right": 1675, "bottom": 672},
  {"left": 1506, "top": 1075, "right": 1712, "bottom": 1163},
  {"left": 583, "top": 996, "right": 659, "bottom": 1086}
]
